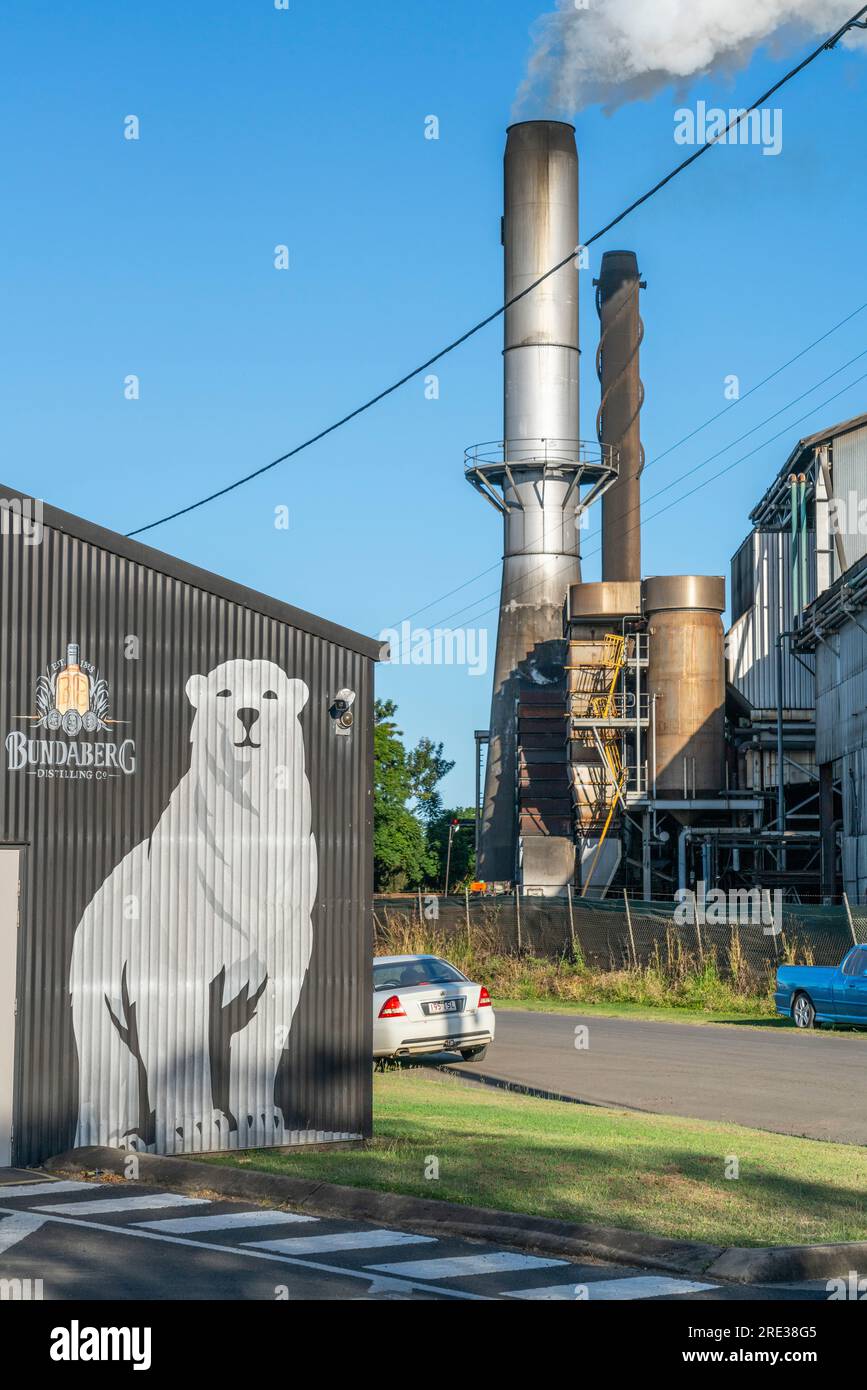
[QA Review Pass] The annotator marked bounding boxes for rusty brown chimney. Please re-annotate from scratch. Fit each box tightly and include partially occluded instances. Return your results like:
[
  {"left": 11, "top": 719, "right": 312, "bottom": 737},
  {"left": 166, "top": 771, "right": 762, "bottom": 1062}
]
[{"left": 596, "top": 251, "right": 645, "bottom": 583}]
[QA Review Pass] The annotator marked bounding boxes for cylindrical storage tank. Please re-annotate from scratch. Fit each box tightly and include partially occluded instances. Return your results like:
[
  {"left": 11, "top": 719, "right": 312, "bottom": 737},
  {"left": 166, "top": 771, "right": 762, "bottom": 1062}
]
[
  {"left": 0, "top": 486, "right": 382, "bottom": 1166},
  {"left": 644, "top": 576, "right": 726, "bottom": 797}
]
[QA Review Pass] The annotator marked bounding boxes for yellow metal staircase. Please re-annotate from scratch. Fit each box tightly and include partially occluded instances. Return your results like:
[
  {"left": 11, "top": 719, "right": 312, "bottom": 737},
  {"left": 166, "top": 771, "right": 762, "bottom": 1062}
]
[{"left": 567, "top": 633, "right": 628, "bottom": 894}]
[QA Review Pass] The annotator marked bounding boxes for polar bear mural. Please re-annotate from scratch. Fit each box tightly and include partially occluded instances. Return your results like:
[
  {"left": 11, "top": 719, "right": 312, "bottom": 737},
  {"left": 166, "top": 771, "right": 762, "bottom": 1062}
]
[{"left": 69, "top": 658, "right": 318, "bottom": 1154}]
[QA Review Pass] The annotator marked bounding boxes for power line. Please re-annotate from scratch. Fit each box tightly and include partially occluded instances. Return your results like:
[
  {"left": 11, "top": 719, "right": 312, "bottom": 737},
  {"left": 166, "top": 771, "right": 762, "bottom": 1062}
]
[
  {"left": 389, "top": 350, "right": 867, "bottom": 647},
  {"left": 127, "top": 4, "right": 867, "bottom": 538},
  {"left": 444, "top": 367, "right": 867, "bottom": 632},
  {"left": 642, "top": 299, "right": 867, "bottom": 474},
  {"left": 386, "top": 300, "right": 867, "bottom": 631}
]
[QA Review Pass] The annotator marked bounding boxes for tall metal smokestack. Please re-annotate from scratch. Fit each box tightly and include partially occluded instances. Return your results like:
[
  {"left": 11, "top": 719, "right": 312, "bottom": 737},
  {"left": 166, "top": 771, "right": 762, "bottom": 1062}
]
[
  {"left": 597, "top": 251, "right": 645, "bottom": 583},
  {"left": 468, "top": 122, "right": 582, "bottom": 885}
]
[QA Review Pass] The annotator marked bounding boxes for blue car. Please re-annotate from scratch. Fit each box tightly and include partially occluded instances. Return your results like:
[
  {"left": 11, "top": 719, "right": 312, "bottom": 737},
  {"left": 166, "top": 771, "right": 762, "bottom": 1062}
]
[{"left": 776, "top": 945, "right": 867, "bottom": 1028}]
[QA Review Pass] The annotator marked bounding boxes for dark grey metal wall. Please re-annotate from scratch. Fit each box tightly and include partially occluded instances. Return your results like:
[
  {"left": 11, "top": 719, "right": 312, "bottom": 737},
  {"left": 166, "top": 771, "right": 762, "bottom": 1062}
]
[{"left": 0, "top": 490, "right": 379, "bottom": 1165}]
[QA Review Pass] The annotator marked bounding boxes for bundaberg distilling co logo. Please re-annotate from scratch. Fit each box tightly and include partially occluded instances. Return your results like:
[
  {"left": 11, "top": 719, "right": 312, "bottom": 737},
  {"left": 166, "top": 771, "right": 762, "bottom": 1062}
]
[{"left": 6, "top": 642, "right": 136, "bottom": 779}]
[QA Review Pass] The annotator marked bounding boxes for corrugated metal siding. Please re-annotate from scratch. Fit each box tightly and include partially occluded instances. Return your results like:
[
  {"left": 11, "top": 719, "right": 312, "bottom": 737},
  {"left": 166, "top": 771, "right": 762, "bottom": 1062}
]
[
  {"left": 831, "top": 424, "right": 867, "bottom": 579},
  {"left": 815, "top": 622, "right": 867, "bottom": 766},
  {"left": 726, "top": 529, "right": 815, "bottom": 710},
  {"left": 1, "top": 522, "right": 373, "bottom": 1164},
  {"left": 816, "top": 621, "right": 867, "bottom": 901}
]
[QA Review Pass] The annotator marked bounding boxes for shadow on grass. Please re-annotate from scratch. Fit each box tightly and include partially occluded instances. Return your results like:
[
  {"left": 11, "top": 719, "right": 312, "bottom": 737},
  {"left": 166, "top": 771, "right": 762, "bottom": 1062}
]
[
  {"left": 357, "top": 1115, "right": 867, "bottom": 1244},
  {"left": 211, "top": 1090, "right": 867, "bottom": 1247}
]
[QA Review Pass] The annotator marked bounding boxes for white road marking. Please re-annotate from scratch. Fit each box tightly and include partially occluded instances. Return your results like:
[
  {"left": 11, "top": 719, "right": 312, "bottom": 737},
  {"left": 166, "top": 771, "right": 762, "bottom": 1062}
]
[
  {"left": 0, "top": 1212, "right": 50, "bottom": 1253},
  {"left": 247, "top": 1229, "right": 436, "bottom": 1255},
  {"left": 137, "top": 1210, "right": 319, "bottom": 1234},
  {"left": 367, "top": 1252, "right": 568, "bottom": 1279},
  {"left": 0, "top": 1204, "right": 487, "bottom": 1300},
  {"left": 505, "top": 1276, "right": 718, "bottom": 1300},
  {"left": 0, "top": 1181, "right": 100, "bottom": 1199},
  {"left": 32, "top": 1194, "right": 210, "bottom": 1216}
]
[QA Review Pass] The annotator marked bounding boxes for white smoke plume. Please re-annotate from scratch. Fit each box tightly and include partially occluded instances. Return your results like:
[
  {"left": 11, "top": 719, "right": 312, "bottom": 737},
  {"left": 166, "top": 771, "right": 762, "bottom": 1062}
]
[{"left": 516, "top": 0, "right": 867, "bottom": 114}]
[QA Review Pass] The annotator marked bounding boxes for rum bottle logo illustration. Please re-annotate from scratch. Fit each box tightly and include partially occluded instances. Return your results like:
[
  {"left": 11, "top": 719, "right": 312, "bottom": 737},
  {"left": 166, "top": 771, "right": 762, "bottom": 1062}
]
[
  {"left": 32, "top": 641, "right": 113, "bottom": 736},
  {"left": 55, "top": 643, "right": 91, "bottom": 729},
  {"left": 5, "top": 640, "right": 136, "bottom": 778}
]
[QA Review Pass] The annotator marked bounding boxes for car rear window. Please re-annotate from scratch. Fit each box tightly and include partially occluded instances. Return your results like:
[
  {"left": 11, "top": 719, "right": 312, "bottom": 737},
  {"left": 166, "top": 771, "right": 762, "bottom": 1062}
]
[
  {"left": 843, "top": 947, "right": 867, "bottom": 978},
  {"left": 374, "top": 957, "right": 467, "bottom": 990}
]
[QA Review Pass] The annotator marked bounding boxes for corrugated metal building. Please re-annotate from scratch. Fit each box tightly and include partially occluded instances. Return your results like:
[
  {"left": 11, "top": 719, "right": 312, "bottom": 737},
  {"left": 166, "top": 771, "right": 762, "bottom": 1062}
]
[
  {"left": 797, "top": 550, "right": 867, "bottom": 903},
  {"left": 727, "top": 528, "right": 816, "bottom": 713},
  {"left": 726, "top": 416, "right": 867, "bottom": 808},
  {"left": 0, "top": 487, "right": 382, "bottom": 1165}
]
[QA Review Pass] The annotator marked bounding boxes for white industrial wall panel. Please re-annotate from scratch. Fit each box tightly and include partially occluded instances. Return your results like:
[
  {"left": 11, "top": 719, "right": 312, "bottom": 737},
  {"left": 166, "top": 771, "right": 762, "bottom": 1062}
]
[
  {"left": 830, "top": 425, "right": 867, "bottom": 579},
  {"left": 726, "top": 529, "right": 815, "bottom": 710}
]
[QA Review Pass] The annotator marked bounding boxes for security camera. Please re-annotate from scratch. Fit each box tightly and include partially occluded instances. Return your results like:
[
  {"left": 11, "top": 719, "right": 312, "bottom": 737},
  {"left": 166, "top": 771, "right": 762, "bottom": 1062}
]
[{"left": 330, "top": 688, "right": 356, "bottom": 735}]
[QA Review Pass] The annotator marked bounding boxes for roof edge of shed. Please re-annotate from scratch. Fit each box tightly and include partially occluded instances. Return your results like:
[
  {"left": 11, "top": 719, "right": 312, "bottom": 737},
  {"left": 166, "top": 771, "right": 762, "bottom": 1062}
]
[{"left": 1, "top": 484, "right": 386, "bottom": 663}]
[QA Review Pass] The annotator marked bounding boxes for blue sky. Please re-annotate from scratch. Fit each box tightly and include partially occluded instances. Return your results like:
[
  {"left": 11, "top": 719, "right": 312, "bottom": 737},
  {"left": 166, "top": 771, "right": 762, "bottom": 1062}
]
[{"left": 1, "top": 0, "right": 865, "bottom": 806}]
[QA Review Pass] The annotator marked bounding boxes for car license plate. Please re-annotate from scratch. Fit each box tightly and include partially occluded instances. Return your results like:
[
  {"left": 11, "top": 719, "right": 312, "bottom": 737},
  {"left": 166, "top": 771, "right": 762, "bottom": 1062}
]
[{"left": 425, "top": 999, "right": 458, "bottom": 1015}]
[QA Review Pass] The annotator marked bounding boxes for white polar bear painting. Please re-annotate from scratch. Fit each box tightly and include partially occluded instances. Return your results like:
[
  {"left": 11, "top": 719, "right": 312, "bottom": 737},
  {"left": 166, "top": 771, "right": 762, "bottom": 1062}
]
[{"left": 69, "top": 658, "right": 318, "bottom": 1155}]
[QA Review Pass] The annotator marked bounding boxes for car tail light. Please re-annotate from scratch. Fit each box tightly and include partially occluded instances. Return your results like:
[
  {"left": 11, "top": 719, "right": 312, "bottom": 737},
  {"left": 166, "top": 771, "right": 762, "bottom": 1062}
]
[
  {"left": 378, "top": 994, "right": 406, "bottom": 1019},
  {"left": 478, "top": 986, "right": 492, "bottom": 1008}
]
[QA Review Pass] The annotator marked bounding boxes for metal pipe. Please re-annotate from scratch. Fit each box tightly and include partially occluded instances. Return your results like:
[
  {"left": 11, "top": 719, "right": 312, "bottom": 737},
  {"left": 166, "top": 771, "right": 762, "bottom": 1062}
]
[
  {"left": 790, "top": 474, "right": 800, "bottom": 621},
  {"left": 678, "top": 824, "right": 689, "bottom": 892},
  {"left": 775, "top": 631, "right": 787, "bottom": 870},
  {"left": 678, "top": 823, "right": 820, "bottom": 893},
  {"left": 775, "top": 633, "right": 786, "bottom": 826},
  {"left": 651, "top": 692, "right": 657, "bottom": 798},
  {"left": 799, "top": 472, "right": 808, "bottom": 614}
]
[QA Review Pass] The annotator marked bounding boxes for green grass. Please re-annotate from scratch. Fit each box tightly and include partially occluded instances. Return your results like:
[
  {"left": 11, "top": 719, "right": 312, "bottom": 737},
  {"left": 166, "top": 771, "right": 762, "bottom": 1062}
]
[
  {"left": 206, "top": 1068, "right": 867, "bottom": 1247},
  {"left": 494, "top": 997, "right": 777, "bottom": 1027},
  {"left": 495, "top": 997, "right": 867, "bottom": 1038}
]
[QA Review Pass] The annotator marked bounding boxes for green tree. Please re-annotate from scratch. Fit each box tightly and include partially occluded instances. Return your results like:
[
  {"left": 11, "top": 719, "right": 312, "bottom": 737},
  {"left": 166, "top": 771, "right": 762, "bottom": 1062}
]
[
  {"left": 373, "top": 700, "right": 454, "bottom": 891},
  {"left": 409, "top": 737, "right": 455, "bottom": 826}
]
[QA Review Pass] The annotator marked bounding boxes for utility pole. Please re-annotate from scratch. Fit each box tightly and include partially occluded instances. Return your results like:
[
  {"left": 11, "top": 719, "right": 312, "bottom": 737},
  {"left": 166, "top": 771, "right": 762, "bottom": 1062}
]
[{"left": 443, "top": 818, "right": 459, "bottom": 895}]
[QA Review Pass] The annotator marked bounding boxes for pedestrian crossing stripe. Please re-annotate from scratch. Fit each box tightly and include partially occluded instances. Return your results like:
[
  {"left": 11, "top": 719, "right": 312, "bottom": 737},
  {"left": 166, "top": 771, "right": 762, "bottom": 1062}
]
[
  {"left": 367, "top": 1252, "right": 568, "bottom": 1279},
  {"left": 0, "top": 1180, "right": 99, "bottom": 1199},
  {"left": 137, "top": 1210, "right": 319, "bottom": 1234},
  {"left": 505, "top": 1276, "right": 718, "bottom": 1300},
  {"left": 247, "top": 1229, "right": 436, "bottom": 1255},
  {"left": 32, "top": 1194, "right": 210, "bottom": 1216},
  {"left": 0, "top": 1212, "right": 51, "bottom": 1254}
]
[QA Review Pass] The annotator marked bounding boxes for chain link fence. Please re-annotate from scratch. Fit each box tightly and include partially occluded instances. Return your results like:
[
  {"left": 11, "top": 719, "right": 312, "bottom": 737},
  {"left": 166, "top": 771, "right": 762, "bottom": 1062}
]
[{"left": 374, "top": 893, "right": 867, "bottom": 974}]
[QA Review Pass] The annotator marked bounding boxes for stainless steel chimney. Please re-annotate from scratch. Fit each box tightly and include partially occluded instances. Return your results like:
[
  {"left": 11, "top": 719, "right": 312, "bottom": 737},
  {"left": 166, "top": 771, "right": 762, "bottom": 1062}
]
[{"left": 466, "top": 123, "right": 615, "bottom": 886}]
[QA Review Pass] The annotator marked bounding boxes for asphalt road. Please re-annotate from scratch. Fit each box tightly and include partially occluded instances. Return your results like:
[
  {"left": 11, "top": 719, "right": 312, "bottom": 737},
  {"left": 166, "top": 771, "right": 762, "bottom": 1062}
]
[
  {"left": 445, "top": 1010, "right": 867, "bottom": 1145},
  {"left": 0, "top": 1173, "right": 824, "bottom": 1302}
]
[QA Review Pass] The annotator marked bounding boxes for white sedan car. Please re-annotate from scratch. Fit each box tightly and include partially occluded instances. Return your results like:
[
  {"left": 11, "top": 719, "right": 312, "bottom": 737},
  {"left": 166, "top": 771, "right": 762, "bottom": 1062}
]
[{"left": 373, "top": 954, "right": 495, "bottom": 1062}]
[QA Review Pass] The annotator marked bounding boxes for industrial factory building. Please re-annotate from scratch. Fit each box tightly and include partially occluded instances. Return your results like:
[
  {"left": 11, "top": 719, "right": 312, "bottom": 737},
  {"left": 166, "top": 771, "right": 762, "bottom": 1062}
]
[
  {"left": 0, "top": 488, "right": 381, "bottom": 1166},
  {"left": 790, "top": 415, "right": 867, "bottom": 903},
  {"left": 470, "top": 119, "right": 865, "bottom": 907},
  {"left": 725, "top": 416, "right": 867, "bottom": 902}
]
